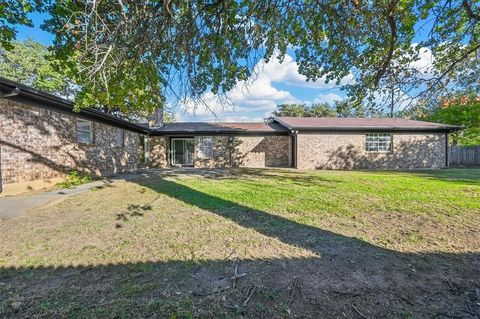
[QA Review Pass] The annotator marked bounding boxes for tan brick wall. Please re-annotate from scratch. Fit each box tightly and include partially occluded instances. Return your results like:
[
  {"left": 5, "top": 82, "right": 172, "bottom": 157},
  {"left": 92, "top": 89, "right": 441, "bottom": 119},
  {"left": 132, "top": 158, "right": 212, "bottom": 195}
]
[
  {"left": 0, "top": 99, "right": 142, "bottom": 185},
  {"left": 233, "top": 136, "right": 291, "bottom": 168},
  {"left": 296, "top": 132, "right": 446, "bottom": 169},
  {"left": 194, "top": 136, "right": 231, "bottom": 168},
  {"left": 149, "top": 135, "right": 291, "bottom": 168},
  {"left": 148, "top": 136, "right": 168, "bottom": 168}
]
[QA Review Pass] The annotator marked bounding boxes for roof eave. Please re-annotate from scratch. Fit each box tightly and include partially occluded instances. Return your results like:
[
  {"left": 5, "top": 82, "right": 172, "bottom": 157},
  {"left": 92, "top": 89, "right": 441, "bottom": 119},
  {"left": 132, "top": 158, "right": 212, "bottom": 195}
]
[
  {"left": 272, "top": 117, "right": 462, "bottom": 133},
  {"left": 0, "top": 78, "right": 150, "bottom": 135},
  {"left": 150, "top": 130, "right": 289, "bottom": 136},
  {"left": 286, "top": 126, "right": 461, "bottom": 133}
]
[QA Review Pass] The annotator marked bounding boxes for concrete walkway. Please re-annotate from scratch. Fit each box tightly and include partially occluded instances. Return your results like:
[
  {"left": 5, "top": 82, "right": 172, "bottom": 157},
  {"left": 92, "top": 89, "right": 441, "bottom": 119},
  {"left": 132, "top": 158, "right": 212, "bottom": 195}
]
[
  {"left": 0, "top": 168, "right": 238, "bottom": 221},
  {"left": 0, "top": 176, "right": 136, "bottom": 220}
]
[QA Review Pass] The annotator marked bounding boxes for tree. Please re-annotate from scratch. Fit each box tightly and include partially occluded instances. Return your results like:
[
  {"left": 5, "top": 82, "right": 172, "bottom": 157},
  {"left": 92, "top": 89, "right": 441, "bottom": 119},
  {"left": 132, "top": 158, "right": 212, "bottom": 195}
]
[
  {"left": 333, "top": 100, "right": 368, "bottom": 118},
  {"left": 0, "top": 39, "right": 72, "bottom": 96},
  {"left": 1, "top": 1, "right": 477, "bottom": 115},
  {"left": 423, "top": 95, "right": 480, "bottom": 146},
  {"left": 273, "top": 104, "right": 310, "bottom": 117},
  {"left": 272, "top": 102, "right": 351, "bottom": 117},
  {"left": 309, "top": 103, "right": 337, "bottom": 117},
  {"left": 0, "top": 1, "right": 41, "bottom": 50}
]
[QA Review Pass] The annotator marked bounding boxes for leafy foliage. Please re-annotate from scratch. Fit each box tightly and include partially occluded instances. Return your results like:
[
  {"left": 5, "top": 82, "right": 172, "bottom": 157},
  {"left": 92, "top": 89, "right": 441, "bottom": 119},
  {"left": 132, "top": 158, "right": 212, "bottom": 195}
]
[
  {"left": 56, "top": 170, "right": 93, "bottom": 189},
  {"left": 0, "top": 1, "right": 41, "bottom": 50},
  {"left": 424, "top": 96, "right": 480, "bottom": 146},
  {"left": 2, "top": 1, "right": 480, "bottom": 115},
  {"left": 0, "top": 39, "right": 73, "bottom": 96},
  {"left": 273, "top": 101, "right": 371, "bottom": 118},
  {"left": 38, "top": 0, "right": 480, "bottom": 114}
]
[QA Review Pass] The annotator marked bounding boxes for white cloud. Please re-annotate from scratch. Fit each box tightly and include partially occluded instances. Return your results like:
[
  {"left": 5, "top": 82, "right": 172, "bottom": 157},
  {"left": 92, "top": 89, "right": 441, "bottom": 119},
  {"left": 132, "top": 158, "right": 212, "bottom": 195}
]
[
  {"left": 409, "top": 44, "right": 435, "bottom": 78},
  {"left": 176, "top": 53, "right": 351, "bottom": 121},
  {"left": 313, "top": 93, "right": 343, "bottom": 104},
  {"left": 258, "top": 54, "right": 355, "bottom": 89}
]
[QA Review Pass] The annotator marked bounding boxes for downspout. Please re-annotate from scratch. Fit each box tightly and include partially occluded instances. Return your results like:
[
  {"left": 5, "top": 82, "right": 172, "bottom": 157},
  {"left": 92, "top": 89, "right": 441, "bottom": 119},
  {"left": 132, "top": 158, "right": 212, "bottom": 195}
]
[
  {"left": 445, "top": 133, "right": 449, "bottom": 168},
  {"left": 0, "top": 87, "right": 21, "bottom": 193},
  {"left": 291, "top": 130, "right": 298, "bottom": 169}
]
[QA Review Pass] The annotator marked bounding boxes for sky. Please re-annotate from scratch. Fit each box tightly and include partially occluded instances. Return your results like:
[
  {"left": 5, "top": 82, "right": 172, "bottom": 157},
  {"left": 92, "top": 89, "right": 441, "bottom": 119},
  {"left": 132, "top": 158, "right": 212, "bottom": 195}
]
[{"left": 13, "top": 13, "right": 433, "bottom": 122}]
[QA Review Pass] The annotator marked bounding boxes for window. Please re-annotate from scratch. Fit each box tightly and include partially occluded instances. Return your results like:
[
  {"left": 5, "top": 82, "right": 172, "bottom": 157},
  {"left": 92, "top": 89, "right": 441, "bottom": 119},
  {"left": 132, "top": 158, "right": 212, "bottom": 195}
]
[
  {"left": 115, "top": 128, "right": 125, "bottom": 147},
  {"left": 198, "top": 136, "right": 213, "bottom": 159},
  {"left": 76, "top": 119, "right": 93, "bottom": 144},
  {"left": 365, "top": 133, "right": 392, "bottom": 152}
]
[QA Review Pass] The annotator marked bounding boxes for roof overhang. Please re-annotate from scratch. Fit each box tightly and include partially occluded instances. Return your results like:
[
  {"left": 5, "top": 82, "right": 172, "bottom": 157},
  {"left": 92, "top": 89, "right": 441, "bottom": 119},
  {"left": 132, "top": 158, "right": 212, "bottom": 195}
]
[
  {"left": 150, "top": 130, "right": 289, "bottom": 136},
  {"left": 273, "top": 117, "right": 462, "bottom": 134},
  {"left": 0, "top": 77, "right": 150, "bottom": 135}
]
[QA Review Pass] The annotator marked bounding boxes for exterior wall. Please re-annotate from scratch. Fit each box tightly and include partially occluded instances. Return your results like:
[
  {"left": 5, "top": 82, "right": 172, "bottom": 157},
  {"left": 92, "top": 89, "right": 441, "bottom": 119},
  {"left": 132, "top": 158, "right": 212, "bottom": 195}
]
[
  {"left": 194, "top": 135, "right": 290, "bottom": 168},
  {"left": 233, "top": 136, "right": 291, "bottom": 168},
  {"left": 194, "top": 136, "right": 231, "bottom": 168},
  {"left": 148, "top": 135, "right": 291, "bottom": 168},
  {"left": 149, "top": 136, "right": 168, "bottom": 168},
  {"left": 296, "top": 132, "right": 446, "bottom": 170},
  {"left": 0, "top": 99, "right": 142, "bottom": 185}
]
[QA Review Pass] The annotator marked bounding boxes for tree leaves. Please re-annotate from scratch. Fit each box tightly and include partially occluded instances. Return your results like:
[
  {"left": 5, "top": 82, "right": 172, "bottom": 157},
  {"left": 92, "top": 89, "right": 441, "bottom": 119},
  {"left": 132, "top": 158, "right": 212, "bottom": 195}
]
[
  {"left": 0, "top": 39, "right": 72, "bottom": 97},
  {"left": 2, "top": 0, "right": 480, "bottom": 116}
]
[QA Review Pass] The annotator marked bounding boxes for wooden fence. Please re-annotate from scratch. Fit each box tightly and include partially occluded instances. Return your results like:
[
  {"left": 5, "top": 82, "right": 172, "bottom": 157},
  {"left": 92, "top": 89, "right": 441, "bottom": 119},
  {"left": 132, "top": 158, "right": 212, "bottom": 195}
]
[{"left": 449, "top": 145, "right": 480, "bottom": 166}]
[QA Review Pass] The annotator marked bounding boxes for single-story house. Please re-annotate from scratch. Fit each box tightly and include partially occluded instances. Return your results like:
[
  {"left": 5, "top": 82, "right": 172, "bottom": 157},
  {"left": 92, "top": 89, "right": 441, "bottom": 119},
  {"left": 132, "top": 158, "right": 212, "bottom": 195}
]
[{"left": 0, "top": 76, "right": 461, "bottom": 192}]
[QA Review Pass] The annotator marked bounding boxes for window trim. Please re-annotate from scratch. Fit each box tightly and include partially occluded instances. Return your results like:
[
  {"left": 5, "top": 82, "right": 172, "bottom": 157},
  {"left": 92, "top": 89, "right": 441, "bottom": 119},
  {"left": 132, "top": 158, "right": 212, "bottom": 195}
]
[
  {"left": 76, "top": 119, "right": 93, "bottom": 145},
  {"left": 365, "top": 133, "right": 393, "bottom": 153},
  {"left": 198, "top": 136, "right": 214, "bottom": 159}
]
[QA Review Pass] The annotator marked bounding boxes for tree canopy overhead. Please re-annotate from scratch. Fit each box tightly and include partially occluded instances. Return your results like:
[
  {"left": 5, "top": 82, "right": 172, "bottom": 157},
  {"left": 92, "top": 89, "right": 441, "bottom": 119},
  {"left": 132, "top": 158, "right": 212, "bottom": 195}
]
[
  {"left": 1, "top": 0, "right": 479, "bottom": 115},
  {"left": 0, "top": 39, "right": 72, "bottom": 97}
]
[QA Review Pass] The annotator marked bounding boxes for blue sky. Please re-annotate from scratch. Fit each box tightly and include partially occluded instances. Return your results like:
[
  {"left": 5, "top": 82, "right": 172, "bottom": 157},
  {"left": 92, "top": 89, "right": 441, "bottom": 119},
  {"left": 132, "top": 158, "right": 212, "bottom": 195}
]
[{"left": 13, "top": 13, "right": 433, "bottom": 122}]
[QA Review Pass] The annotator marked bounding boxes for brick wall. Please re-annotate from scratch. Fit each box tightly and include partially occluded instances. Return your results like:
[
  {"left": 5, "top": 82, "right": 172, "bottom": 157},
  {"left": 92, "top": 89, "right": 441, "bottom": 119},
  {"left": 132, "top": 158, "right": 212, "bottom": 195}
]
[
  {"left": 296, "top": 132, "right": 446, "bottom": 169},
  {"left": 148, "top": 136, "right": 168, "bottom": 168},
  {"left": 0, "top": 99, "right": 142, "bottom": 185},
  {"left": 233, "top": 136, "right": 291, "bottom": 168},
  {"left": 148, "top": 135, "right": 291, "bottom": 168}
]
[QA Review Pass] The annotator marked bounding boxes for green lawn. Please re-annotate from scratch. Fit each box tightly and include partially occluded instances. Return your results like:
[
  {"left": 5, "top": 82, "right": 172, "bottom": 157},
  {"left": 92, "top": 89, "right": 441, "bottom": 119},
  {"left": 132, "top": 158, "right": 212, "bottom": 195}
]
[{"left": 0, "top": 168, "right": 479, "bottom": 318}]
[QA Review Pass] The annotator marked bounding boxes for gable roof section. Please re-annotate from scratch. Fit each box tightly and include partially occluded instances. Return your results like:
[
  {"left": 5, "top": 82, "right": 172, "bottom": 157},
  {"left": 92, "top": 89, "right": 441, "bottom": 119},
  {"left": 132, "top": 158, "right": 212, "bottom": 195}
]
[
  {"left": 151, "top": 122, "right": 288, "bottom": 135},
  {"left": 0, "top": 77, "right": 462, "bottom": 135},
  {"left": 274, "top": 117, "right": 461, "bottom": 133},
  {"left": 0, "top": 77, "right": 150, "bottom": 134}
]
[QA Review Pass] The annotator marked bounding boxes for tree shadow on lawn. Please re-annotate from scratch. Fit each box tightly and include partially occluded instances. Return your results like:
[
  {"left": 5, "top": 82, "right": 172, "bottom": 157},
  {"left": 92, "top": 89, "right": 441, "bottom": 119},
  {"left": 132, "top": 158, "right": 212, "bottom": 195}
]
[{"left": 0, "top": 175, "right": 479, "bottom": 318}]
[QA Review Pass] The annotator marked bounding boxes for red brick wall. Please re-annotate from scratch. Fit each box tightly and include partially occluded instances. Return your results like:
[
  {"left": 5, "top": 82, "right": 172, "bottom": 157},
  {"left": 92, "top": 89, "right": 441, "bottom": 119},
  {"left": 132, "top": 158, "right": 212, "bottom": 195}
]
[{"left": 0, "top": 99, "right": 142, "bottom": 185}]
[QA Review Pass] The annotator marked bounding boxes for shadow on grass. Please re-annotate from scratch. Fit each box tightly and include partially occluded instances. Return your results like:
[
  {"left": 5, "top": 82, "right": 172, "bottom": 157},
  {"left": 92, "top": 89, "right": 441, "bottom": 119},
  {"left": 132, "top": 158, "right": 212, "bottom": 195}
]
[{"left": 0, "top": 173, "right": 479, "bottom": 318}]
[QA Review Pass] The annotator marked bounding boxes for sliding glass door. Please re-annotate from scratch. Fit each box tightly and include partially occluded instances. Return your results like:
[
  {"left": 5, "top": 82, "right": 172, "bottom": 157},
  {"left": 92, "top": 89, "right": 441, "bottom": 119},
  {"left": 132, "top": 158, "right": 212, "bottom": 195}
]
[{"left": 170, "top": 138, "right": 194, "bottom": 166}]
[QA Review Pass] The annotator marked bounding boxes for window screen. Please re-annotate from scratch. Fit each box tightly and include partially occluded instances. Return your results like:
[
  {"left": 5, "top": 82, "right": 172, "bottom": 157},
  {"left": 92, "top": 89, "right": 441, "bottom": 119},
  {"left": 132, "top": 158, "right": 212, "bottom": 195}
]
[
  {"left": 76, "top": 119, "right": 93, "bottom": 144},
  {"left": 198, "top": 137, "right": 214, "bottom": 159},
  {"left": 365, "top": 133, "right": 392, "bottom": 152}
]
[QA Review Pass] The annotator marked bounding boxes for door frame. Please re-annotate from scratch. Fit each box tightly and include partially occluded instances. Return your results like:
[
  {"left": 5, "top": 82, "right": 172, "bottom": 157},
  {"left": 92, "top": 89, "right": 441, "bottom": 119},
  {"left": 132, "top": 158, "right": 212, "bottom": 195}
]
[{"left": 170, "top": 137, "right": 195, "bottom": 167}]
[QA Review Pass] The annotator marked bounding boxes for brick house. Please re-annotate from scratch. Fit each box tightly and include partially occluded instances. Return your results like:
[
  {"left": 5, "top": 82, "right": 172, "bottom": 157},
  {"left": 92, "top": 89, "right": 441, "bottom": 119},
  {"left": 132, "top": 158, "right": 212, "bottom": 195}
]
[{"left": 0, "top": 77, "right": 460, "bottom": 191}]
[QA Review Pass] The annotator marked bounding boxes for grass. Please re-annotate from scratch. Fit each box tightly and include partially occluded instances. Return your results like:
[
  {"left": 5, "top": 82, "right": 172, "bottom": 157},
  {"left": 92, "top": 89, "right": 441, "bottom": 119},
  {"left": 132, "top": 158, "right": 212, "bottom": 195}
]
[{"left": 0, "top": 168, "right": 479, "bottom": 318}]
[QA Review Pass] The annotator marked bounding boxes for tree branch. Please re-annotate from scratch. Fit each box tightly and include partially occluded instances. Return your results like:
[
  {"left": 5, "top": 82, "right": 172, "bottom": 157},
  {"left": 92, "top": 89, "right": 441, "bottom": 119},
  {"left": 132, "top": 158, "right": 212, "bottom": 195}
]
[
  {"left": 433, "top": 43, "right": 480, "bottom": 85},
  {"left": 462, "top": 0, "right": 480, "bottom": 21},
  {"left": 373, "top": 0, "right": 399, "bottom": 87}
]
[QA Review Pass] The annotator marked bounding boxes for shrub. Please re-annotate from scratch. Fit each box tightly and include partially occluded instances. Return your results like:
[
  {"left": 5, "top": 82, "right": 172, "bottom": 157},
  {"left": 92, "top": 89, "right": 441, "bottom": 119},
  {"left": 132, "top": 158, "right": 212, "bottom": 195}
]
[{"left": 56, "top": 171, "right": 93, "bottom": 189}]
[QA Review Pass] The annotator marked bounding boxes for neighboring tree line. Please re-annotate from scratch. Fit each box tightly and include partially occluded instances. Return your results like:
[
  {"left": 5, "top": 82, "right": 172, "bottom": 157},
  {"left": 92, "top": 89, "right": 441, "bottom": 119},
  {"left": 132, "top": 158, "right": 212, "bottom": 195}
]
[
  {"left": 415, "top": 96, "right": 480, "bottom": 146},
  {"left": 0, "top": 39, "right": 72, "bottom": 97},
  {"left": 273, "top": 101, "right": 370, "bottom": 118}
]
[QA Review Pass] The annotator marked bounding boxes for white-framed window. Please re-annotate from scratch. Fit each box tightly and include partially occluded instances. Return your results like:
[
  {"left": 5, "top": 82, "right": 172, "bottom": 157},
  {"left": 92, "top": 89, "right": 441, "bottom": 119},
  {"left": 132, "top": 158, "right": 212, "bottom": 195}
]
[
  {"left": 365, "top": 133, "right": 392, "bottom": 152},
  {"left": 198, "top": 136, "right": 214, "bottom": 159},
  {"left": 76, "top": 119, "right": 93, "bottom": 144},
  {"left": 115, "top": 128, "right": 125, "bottom": 147}
]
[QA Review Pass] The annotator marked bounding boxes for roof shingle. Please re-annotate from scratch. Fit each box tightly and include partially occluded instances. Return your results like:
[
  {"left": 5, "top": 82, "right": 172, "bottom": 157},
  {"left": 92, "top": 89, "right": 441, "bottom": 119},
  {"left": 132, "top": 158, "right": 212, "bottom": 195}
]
[
  {"left": 274, "top": 117, "right": 460, "bottom": 132},
  {"left": 152, "top": 122, "right": 288, "bottom": 135}
]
